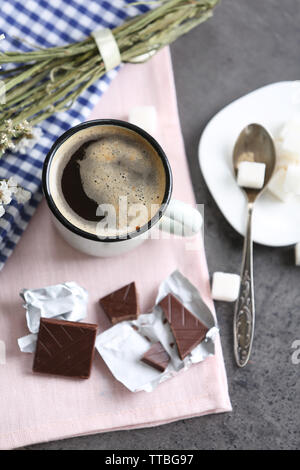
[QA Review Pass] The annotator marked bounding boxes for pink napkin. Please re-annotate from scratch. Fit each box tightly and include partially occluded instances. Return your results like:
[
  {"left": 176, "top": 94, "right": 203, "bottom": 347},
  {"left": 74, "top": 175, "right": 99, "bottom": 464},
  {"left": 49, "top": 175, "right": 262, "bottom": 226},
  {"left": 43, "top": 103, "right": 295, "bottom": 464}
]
[{"left": 0, "top": 48, "right": 231, "bottom": 450}]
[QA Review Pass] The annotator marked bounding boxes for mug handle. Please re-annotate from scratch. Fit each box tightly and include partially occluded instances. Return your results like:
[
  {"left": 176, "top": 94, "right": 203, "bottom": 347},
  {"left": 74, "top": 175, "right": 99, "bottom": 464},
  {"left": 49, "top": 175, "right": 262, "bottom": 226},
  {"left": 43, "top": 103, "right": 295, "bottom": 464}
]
[{"left": 158, "top": 199, "right": 203, "bottom": 237}]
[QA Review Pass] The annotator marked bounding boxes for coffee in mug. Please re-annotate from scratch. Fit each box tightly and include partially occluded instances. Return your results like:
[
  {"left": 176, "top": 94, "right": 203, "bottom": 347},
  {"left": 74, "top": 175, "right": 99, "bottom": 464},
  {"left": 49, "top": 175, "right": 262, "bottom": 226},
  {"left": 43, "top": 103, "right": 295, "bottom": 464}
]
[{"left": 49, "top": 124, "right": 166, "bottom": 238}]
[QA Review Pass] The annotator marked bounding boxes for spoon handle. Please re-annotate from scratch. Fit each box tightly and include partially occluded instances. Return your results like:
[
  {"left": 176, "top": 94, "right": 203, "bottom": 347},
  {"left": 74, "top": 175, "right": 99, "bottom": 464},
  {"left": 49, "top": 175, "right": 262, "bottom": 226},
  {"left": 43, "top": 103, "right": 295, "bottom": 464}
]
[{"left": 233, "top": 204, "right": 255, "bottom": 367}]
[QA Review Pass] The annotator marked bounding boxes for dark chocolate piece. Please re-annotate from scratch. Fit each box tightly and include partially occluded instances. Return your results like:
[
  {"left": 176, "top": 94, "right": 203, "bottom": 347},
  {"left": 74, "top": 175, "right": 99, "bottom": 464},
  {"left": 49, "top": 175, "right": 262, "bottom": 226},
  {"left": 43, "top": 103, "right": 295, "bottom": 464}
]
[
  {"left": 100, "top": 282, "right": 139, "bottom": 324},
  {"left": 141, "top": 341, "right": 170, "bottom": 372},
  {"left": 33, "top": 318, "right": 98, "bottom": 379},
  {"left": 159, "top": 294, "right": 208, "bottom": 360}
]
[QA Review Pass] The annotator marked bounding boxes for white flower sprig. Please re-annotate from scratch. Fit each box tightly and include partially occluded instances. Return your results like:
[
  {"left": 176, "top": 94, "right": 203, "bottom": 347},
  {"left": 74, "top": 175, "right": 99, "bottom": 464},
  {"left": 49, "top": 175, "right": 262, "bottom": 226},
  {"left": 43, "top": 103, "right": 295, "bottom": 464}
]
[
  {"left": 0, "top": 119, "right": 42, "bottom": 156},
  {"left": 0, "top": 177, "right": 31, "bottom": 218}
]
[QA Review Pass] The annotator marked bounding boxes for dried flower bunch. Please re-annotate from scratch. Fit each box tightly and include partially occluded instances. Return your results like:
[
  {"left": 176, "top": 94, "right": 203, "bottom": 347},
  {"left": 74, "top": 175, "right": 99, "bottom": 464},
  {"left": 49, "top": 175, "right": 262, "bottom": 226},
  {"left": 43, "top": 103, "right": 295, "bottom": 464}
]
[{"left": 0, "top": 0, "right": 219, "bottom": 157}]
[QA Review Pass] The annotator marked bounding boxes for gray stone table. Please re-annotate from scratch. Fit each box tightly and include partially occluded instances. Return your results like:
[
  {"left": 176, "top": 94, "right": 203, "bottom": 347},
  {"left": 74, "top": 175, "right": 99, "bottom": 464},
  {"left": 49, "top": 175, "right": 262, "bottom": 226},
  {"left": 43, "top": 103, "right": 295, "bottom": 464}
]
[{"left": 24, "top": 0, "right": 300, "bottom": 450}]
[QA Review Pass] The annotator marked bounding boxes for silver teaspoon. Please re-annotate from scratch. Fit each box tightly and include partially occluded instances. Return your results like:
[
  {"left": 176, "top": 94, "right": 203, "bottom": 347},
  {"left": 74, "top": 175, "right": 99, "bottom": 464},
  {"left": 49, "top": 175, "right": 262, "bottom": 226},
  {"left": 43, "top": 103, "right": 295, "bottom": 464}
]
[{"left": 232, "top": 123, "right": 276, "bottom": 367}]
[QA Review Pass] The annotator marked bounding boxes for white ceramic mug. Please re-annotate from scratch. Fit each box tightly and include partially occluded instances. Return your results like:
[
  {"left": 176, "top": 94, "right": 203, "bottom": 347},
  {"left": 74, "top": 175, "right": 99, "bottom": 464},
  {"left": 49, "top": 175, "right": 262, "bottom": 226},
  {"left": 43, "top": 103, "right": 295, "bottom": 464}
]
[{"left": 42, "top": 119, "right": 202, "bottom": 257}]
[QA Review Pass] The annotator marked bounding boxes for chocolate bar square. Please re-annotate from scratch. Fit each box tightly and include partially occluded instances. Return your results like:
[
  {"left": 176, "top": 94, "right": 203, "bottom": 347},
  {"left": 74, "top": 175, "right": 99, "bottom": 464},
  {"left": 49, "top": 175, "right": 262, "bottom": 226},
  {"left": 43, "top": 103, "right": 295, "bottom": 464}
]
[
  {"left": 33, "top": 318, "right": 98, "bottom": 379},
  {"left": 99, "top": 282, "right": 139, "bottom": 324},
  {"left": 159, "top": 294, "right": 209, "bottom": 360}
]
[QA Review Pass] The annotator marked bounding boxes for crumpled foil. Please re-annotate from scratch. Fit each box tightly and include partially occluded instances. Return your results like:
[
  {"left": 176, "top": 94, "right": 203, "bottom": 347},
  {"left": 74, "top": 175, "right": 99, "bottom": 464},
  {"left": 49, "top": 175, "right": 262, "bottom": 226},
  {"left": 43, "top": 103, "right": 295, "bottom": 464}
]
[{"left": 18, "top": 282, "right": 88, "bottom": 353}]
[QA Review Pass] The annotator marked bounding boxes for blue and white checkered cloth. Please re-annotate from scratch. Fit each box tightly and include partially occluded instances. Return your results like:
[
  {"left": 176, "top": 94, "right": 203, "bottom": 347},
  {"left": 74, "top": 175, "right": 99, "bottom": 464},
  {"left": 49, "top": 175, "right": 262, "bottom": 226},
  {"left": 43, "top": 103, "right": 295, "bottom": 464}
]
[{"left": 0, "top": 0, "right": 149, "bottom": 271}]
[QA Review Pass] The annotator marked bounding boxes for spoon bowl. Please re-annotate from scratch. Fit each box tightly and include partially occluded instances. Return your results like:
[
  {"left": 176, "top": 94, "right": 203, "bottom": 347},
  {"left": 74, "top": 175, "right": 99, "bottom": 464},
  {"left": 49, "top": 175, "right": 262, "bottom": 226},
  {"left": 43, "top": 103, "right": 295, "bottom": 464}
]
[{"left": 233, "top": 123, "right": 276, "bottom": 203}]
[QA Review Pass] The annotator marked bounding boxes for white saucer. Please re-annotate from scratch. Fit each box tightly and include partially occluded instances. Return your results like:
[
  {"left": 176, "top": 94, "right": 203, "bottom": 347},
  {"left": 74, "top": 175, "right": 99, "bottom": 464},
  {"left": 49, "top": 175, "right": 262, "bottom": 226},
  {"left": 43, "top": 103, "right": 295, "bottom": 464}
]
[{"left": 198, "top": 81, "right": 300, "bottom": 247}]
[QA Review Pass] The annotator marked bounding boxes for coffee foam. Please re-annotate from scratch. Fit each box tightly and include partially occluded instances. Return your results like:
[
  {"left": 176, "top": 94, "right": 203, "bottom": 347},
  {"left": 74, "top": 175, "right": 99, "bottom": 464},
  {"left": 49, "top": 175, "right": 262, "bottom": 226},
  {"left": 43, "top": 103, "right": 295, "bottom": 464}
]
[{"left": 49, "top": 124, "right": 166, "bottom": 237}]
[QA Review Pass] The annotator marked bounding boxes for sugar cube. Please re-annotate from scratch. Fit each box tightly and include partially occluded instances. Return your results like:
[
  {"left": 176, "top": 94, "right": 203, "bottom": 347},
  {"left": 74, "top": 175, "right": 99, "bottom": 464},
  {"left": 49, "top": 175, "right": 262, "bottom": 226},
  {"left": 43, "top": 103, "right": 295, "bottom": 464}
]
[
  {"left": 283, "top": 164, "right": 300, "bottom": 195},
  {"left": 279, "top": 118, "right": 300, "bottom": 156},
  {"left": 237, "top": 161, "right": 266, "bottom": 189},
  {"left": 295, "top": 243, "right": 300, "bottom": 266},
  {"left": 275, "top": 142, "right": 300, "bottom": 168},
  {"left": 211, "top": 272, "right": 241, "bottom": 302},
  {"left": 128, "top": 106, "right": 157, "bottom": 135},
  {"left": 268, "top": 168, "right": 294, "bottom": 202}
]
